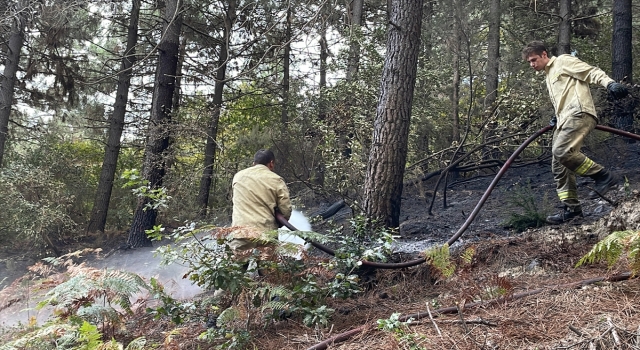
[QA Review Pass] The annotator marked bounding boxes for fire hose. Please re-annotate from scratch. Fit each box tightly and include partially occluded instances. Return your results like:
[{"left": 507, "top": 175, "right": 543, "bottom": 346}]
[{"left": 276, "top": 124, "right": 640, "bottom": 268}]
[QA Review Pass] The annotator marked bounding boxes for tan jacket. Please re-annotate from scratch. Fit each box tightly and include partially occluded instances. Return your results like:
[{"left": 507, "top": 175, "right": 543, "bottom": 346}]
[
  {"left": 544, "top": 54, "right": 614, "bottom": 128},
  {"left": 231, "top": 164, "right": 292, "bottom": 234}
]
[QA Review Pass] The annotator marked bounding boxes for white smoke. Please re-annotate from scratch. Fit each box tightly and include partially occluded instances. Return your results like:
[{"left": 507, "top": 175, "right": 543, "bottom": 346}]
[
  {"left": 278, "top": 210, "right": 312, "bottom": 259},
  {"left": 0, "top": 210, "right": 313, "bottom": 327}
]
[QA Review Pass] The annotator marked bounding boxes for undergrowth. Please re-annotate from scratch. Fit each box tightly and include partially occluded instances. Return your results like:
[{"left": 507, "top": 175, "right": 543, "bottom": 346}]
[
  {"left": 0, "top": 215, "right": 392, "bottom": 350},
  {"left": 0, "top": 249, "right": 149, "bottom": 349},
  {"left": 502, "top": 182, "right": 550, "bottom": 232},
  {"left": 147, "top": 215, "right": 394, "bottom": 348},
  {"left": 577, "top": 229, "right": 640, "bottom": 274}
]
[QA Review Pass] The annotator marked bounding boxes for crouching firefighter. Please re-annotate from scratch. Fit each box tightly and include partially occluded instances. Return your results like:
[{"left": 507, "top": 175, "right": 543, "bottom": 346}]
[{"left": 229, "top": 149, "right": 292, "bottom": 261}]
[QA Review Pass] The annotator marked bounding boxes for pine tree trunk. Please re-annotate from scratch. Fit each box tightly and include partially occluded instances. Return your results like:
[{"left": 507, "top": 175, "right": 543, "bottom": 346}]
[
  {"left": 414, "top": 0, "right": 433, "bottom": 160},
  {"left": 314, "top": 19, "right": 328, "bottom": 186},
  {"left": 611, "top": 0, "right": 632, "bottom": 83},
  {"left": 196, "top": 0, "right": 235, "bottom": 218},
  {"left": 557, "top": 0, "right": 571, "bottom": 55},
  {"left": 128, "top": 0, "right": 183, "bottom": 248},
  {"left": 485, "top": 0, "right": 500, "bottom": 109},
  {"left": 364, "top": 0, "right": 423, "bottom": 228},
  {"left": 0, "top": 6, "right": 27, "bottom": 168},
  {"left": 87, "top": 0, "right": 140, "bottom": 233},
  {"left": 451, "top": 0, "right": 461, "bottom": 144},
  {"left": 281, "top": 7, "right": 291, "bottom": 126},
  {"left": 611, "top": 0, "right": 633, "bottom": 133},
  {"left": 346, "top": 0, "right": 363, "bottom": 81}
]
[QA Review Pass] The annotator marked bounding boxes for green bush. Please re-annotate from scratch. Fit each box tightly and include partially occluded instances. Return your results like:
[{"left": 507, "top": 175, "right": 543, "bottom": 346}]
[{"left": 0, "top": 164, "right": 77, "bottom": 248}]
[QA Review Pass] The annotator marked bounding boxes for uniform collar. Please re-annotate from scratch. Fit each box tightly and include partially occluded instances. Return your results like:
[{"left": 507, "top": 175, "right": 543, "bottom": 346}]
[
  {"left": 253, "top": 164, "right": 269, "bottom": 169},
  {"left": 544, "top": 56, "right": 556, "bottom": 74}
]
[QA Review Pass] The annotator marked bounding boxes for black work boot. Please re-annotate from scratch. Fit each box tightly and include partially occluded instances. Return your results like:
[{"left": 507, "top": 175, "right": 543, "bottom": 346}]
[
  {"left": 588, "top": 169, "right": 618, "bottom": 199},
  {"left": 546, "top": 206, "right": 583, "bottom": 224}
]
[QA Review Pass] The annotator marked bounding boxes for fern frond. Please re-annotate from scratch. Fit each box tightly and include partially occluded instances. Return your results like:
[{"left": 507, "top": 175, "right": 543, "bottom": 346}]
[
  {"left": 37, "top": 268, "right": 149, "bottom": 322},
  {"left": 424, "top": 244, "right": 455, "bottom": 278},
  {"left": 124, "top": 337, "right": 147, "bottom": 350},
  {"left": 261, "top": 300, "right": 289, "bottom": 313},
  {"left": 77, "top": 321, "right": 102, "bottom": 349},
  {"left": 216, "top": 306, "right": 240, "bottom": 326},
  {"left": 576, "top": 230, "right": 633, "bottom": 268},
  {"left": 625, "top": 231, "right": 640, "bottom": 275},
  {"left": 287, "top": 230, "right": 325, "bottom": 243},
  {"left": 461, "top": 247, "right": 476, "bottom": 266},
  {"left": 2, "top": 322, "right": 76, "bottom": 349},
  {"left": 77, "top": 304, "right": 121, "bottom": 323},
  {"left": 255, "top": 284, "right": 292, "bottom": 300}
]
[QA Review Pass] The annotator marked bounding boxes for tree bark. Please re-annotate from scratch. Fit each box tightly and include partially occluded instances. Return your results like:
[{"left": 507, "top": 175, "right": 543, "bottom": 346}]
[
  {"left": 451, "top": 0, "right": 461, "bottom": 144},
  {"left": 0, "top": 4, "right": 27, "bottom": 168},
  {"left": 611, "top": 0, "right": 633, "bottom": 133},
  {"left": 346, "top": 0, "right": 363, "bottom": 81},
  {"left": 557, "top": 0, "right": 571, "bottom": 55},
  {"left": 281, "top": 7, "right": 292, "bottom": 125},
  {"left": 314, "top": 17, "right": 329, "bottom": 186},
  {"left": 128, "top": 0, "right": 183, "bottom": 248},
  {"left": 196, "top": 0, "right": 235, "bottom": 218},
  {"left": 414, "top": 0, "right": 434, "bottom": 161},
  {"left": 363, "top": 0, "right": 424, "bottom": 228},
  {"left": 485, "top": 0, "right": 500, "bottom": 109},
  {"left": 611, "top": 0, "right": 632, "bottom": 83},
  {"left": 87, "top": 0, "right": 140, "bottom": 233},
  {"left": 319, "top": 23, "right": 328, "bottom": 122}
]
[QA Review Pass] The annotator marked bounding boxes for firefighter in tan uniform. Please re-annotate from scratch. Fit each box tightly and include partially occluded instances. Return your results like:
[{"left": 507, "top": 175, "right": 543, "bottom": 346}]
[
  {"left": 522, "top": 41, "right": 628, "bottom": 224},
  {"left": 230, "top": 149, "right": 292, "bottom": 255}
]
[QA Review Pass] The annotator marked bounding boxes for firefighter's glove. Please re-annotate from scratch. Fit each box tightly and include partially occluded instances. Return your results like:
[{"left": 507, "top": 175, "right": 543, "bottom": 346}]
[
  {"left": 607, "top": 82, "right": 628, "bottom": 100},
  {"left": 549, "top": 116, "right": 557, "bottom": 127}
]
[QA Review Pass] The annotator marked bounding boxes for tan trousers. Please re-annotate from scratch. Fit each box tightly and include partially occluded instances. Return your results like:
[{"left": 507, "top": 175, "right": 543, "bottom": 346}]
[{"left": 551, "top": 113, "right": 603, "bottom": 208}]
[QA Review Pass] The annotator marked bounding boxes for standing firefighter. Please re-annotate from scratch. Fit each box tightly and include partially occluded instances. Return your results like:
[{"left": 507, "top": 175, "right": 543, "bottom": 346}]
[
  {"left": 522, "top": 41, "right": 628, "bottom": 224},
  {"left": 230, "top": 149, "right": 292, "bottom": 255}
]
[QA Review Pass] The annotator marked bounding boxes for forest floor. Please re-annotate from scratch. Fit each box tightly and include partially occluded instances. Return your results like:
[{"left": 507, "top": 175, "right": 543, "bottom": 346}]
[{"left": 2, "top": 134, "right": 640, "bottom": 349}]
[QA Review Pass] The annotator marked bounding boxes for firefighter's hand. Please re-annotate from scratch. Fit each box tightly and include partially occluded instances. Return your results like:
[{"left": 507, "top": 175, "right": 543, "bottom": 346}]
[
  {"left": 607, "top": 82, "right": 628, "bottom": 100},
  {"left": 550, "top": 116, "right": 557, "bottom": 127}
]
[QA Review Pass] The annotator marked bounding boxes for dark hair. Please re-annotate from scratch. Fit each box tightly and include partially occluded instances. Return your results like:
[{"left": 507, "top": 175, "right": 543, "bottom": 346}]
[
  {"left": 253, "top": 149, "right": 275, "bottom": 165},
  {"left": 522, "top": 41, "right": 548, "bottom": 59}
]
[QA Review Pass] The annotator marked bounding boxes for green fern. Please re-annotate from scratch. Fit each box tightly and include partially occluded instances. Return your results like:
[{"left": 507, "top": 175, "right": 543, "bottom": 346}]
[
  {"left": 461, "top": 246, "right": 475, "bottom": 265},
  {"left": 77, "top": 321, "right": 102, "bottom": 349},
  {"left": 576, "top": 230, "right": 640, "bottom": 274},
  {"left": 37, "top": 268, "right": 150, "bottom": 323},
  {"left": 216, "top": 306, "right": 241, "bottom": 326},
  {"left": 76, "top": 304, "right": 121, "bottom": 324},
  {"left": 424, "top": 244, "right": 455, "bottom": 278},
  {"left": 124, "top": 337, "right": 147, "bottom": 350},
  {"left": 1, "top": 323, "right": 74, "bottom": 349}
]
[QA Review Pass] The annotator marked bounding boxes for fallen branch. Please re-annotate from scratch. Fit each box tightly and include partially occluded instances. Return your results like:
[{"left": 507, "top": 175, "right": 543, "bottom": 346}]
[
  {"left": 426, "top": 303, "right": 442, "bottom": 337},
  {"left": 608, "top": 317, "right": 621, "bottom": 347}
]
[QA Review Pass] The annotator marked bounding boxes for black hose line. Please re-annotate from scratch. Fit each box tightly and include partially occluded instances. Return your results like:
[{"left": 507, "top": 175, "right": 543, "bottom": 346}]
[
  {"left": 445, "top": 125, "right": 553, "bottom": 246},
  {"left": 276, "top": 125, "right": 640, "bottom": 269}
]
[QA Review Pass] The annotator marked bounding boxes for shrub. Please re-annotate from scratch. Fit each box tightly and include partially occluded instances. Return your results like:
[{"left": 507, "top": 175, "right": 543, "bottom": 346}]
[
  {"left": 502, "top": 182, "right": 549, "bottom": 232},
  {"left": 0, "top": 164, "right": 77, "bottom": 249}
]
